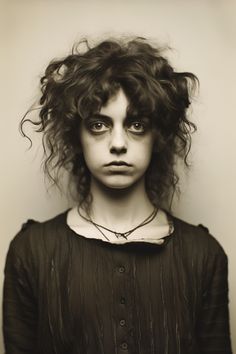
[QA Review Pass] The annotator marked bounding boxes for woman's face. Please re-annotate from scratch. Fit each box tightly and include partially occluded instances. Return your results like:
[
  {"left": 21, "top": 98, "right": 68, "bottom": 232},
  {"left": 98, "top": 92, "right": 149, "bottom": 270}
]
[{"left": 79, "top": 89, "right": 155, "bottom": 190}]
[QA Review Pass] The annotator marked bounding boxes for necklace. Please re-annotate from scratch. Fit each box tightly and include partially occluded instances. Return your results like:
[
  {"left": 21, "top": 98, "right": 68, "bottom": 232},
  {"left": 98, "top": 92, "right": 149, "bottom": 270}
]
[{"left": 77, "top": 206, "right": 158, "bottom": 241}]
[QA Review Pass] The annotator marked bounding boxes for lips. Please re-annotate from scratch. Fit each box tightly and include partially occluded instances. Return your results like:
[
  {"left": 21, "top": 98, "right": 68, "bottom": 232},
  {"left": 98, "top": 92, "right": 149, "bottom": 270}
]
[{"left": 105, "top": 161, "right": 132, "bottom": 167}]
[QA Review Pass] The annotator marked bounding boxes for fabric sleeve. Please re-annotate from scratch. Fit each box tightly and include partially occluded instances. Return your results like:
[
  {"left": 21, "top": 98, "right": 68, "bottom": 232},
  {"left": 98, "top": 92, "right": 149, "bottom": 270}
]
[
  {"left": 3, "top": 229, "right": 38, "bottom": 354},
  {"left": 196, "top": 241, "right": 232, "bottom": 354}
]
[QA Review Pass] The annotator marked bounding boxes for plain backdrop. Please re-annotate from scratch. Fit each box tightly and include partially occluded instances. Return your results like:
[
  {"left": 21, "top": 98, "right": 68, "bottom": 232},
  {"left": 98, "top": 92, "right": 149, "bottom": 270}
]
[{"left": 1, "top": 0, "right": 236, "bottom": 352}]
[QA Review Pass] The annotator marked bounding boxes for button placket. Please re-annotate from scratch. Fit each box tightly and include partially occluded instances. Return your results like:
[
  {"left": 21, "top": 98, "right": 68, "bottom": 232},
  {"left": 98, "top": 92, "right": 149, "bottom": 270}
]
[
  {"left": 117, "top": 265, "right": 127, "bottom": 335},
  {"left": 112, "top": 253, "right": 132, "bottom": 353}
]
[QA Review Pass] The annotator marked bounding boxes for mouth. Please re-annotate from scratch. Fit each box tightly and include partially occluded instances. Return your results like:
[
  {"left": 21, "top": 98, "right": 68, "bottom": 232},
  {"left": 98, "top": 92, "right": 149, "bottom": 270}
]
[{"left": 105, "top": 161, "right": 132, "bottom": 167}]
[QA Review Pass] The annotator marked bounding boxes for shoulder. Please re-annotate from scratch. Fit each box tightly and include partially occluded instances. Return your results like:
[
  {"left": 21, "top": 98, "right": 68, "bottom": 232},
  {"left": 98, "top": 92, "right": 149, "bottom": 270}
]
[
  {"left": 170, "top": 216, "right": 229, "bottom": 291},
  {"left": 171, "top": 214, "right": 228, "bottom": 262},
  {"left": 8, "top": 209, "right": 70, "bottom": 261}
]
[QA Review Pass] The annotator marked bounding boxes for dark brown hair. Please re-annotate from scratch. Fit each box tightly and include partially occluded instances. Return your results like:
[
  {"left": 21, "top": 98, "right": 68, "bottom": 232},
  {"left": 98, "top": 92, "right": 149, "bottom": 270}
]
[{"left": 20, "top": 37, "right": 198, "bottom": 211}]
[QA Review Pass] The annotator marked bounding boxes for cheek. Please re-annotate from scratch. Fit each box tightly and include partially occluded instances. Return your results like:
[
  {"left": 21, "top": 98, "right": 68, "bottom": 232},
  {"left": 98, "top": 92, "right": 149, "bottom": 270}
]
[
  {"left": 140, "top": 153, "right": 153, "bottom": 167},
  {"left": 137, "top": 139, "right": 154, "bottom": 157},
  {"left": 134, "top": 145, "right": 153, "bottom": 169},
  {"left": 83, "top": 142, "right": 104, "bottom": 160},
  {"left": 80, "top": 134, "right": 95, "bottom": 154},
  {"left": 81, "top": 142, "right": 105, "bottom": 170}
]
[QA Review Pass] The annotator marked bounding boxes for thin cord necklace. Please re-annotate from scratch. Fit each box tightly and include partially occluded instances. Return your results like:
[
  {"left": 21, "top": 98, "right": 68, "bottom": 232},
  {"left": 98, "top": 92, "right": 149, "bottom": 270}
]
[{"left": 77, "top": 206, "right": 158, "bottom": 241}]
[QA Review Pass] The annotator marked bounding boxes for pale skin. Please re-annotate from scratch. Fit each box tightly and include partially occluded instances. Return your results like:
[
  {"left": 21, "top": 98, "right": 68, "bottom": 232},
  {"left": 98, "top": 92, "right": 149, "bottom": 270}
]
[{"left": 67, "top": 89, "right": 173, "bottom": 243}]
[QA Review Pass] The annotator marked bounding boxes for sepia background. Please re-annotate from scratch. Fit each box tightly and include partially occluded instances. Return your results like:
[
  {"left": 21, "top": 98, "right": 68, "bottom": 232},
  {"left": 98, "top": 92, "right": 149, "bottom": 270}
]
[{"left": 1, "top": 0, "right": 236, "bottom": 352}]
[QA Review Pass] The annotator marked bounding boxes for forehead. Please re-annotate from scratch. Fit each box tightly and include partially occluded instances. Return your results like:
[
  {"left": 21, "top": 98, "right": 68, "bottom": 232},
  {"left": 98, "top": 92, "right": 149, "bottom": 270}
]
[{"left": 100, "top": 89, "right": 129, "bottom": 120}]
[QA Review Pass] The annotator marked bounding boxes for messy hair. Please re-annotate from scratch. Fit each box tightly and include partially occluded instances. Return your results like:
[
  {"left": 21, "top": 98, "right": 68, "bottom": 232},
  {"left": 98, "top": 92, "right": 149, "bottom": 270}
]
[{"left": 20, "top": 37, "right": 198, "bottom": 211}]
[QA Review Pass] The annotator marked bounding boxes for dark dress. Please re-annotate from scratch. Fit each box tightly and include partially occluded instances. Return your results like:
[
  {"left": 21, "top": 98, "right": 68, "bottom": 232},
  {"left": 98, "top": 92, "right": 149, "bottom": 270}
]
[{"left": 3, "top": 209, "right": 232, "bottom": 354}]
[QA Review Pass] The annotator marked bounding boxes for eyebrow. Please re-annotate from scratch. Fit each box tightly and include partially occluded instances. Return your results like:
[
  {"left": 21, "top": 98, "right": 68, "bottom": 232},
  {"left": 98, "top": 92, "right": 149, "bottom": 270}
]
[
  {"left": 88, "top": 113, "right": 112, "bottom": 121},
  {"left": 88, "top": 113, "right": 150, "bottom": 123}
]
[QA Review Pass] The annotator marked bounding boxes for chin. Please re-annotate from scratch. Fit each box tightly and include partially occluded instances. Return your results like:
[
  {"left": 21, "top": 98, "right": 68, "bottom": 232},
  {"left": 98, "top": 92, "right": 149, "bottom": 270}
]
[
  {"left": 103, "top": 181, "right": 134, "bottom": 190},
  {"left": 100, "top": 175, "right": 143, "bottom": 190},
  {"left": 106, "top": 183, "right": 133, "bottom": 190}
]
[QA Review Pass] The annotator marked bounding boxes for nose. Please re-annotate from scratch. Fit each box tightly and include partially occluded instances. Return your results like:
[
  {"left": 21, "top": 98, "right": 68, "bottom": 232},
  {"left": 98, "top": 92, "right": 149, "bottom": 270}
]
[{"left": 109, "top": 127, "right": 127, "bottom": 155}]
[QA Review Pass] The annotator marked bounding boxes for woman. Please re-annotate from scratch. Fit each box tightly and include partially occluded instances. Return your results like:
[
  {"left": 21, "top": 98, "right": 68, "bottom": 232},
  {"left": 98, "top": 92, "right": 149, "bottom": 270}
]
[{"left": 3, "top": 37, "right": 232, "bottom": 353}]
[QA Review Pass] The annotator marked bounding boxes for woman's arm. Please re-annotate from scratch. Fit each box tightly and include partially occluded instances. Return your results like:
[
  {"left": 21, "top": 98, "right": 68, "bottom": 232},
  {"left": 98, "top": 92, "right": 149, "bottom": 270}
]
[
  {"left": 3, "top": 231, "right": 38, "bottom": 354},
  {"left": 196, "top": 245, "right": 232, "bottom": 354}
]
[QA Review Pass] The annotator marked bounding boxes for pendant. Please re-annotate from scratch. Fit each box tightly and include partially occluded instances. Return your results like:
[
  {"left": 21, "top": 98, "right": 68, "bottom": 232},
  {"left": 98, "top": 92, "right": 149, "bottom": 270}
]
[{"left": 115, "top": 233, "right": 127, "bottom": 239}]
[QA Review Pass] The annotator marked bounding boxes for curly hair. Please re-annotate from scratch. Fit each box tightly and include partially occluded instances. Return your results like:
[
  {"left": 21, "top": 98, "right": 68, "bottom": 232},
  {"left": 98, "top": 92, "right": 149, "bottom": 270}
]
[{"left": 20, "top": 37, "right": 198, "bottom": 211}]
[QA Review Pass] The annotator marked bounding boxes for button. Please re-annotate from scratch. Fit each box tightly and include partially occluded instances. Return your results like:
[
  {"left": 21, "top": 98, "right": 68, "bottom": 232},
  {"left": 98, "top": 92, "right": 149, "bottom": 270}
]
[
  {"left": 120, "top": 297, "right": 126, "bottom": 304},
  {"left": 119, "top": 319, "right": 126, "bottom": 326},
  {"left": 118, "top": 266, "right": 125, "bottom": 273},
  {"left": 120, "top": 342, "right": 128, "bottom": 350}
]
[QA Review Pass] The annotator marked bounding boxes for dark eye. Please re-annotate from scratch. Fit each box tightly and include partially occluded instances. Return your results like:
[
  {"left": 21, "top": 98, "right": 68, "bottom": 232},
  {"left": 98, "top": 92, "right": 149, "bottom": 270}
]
[
  {"left": 89, "top": 122, "right": 109, "bottom": 133},
  {"left": 128, "top": 121, "right": 146, "bottom": 134}
]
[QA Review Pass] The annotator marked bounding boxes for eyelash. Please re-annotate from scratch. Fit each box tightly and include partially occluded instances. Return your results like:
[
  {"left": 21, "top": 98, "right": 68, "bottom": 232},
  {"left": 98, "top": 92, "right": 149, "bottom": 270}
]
[
  {"left": 129, "top": 122, "right": 147, "bottom": 133},
  {"left": 88, "top": 121, "right": 148, "bottom": 134}
]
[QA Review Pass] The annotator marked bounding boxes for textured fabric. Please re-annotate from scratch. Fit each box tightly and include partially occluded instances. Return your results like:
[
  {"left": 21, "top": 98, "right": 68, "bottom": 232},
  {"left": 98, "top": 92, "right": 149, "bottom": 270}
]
[{"left": 3, "top": 209, "right": 232, "bottom": 354}]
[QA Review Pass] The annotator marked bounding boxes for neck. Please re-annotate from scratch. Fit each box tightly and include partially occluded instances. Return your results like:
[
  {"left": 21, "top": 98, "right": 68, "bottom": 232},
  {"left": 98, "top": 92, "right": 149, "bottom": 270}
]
[{"left": 84, "top": 176, "right": 154, "bottom": 231}]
